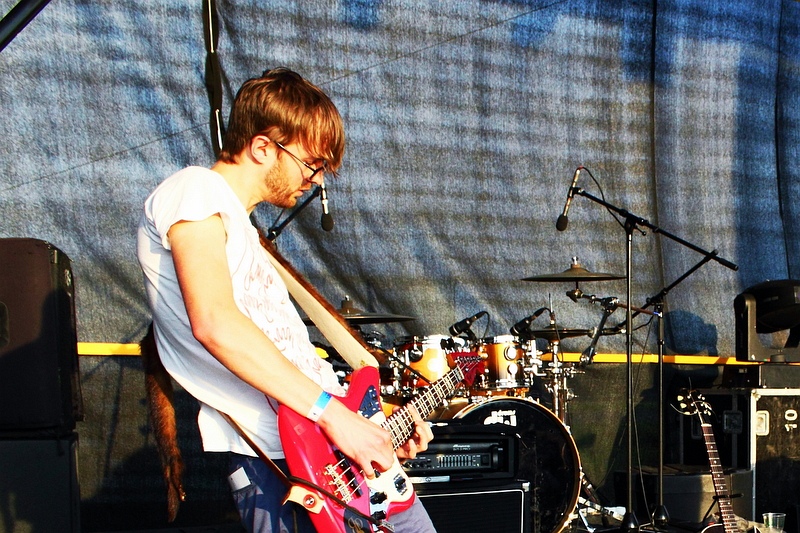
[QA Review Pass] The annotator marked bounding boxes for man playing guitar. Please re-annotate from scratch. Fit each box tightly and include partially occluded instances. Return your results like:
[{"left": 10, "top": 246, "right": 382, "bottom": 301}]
[{"left": 137, "top": 68, "right": 435, "bottom": 532}]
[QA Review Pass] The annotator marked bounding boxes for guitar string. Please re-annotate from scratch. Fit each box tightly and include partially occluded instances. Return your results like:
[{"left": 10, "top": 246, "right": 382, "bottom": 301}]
[{"left": 335, "top": 358, "right": 475, "bottom": 503}]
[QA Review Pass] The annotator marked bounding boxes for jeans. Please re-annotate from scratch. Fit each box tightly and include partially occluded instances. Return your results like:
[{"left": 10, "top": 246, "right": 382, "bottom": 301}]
[{"left": 229, "top": 454, "right": 436, "bottom": 533}]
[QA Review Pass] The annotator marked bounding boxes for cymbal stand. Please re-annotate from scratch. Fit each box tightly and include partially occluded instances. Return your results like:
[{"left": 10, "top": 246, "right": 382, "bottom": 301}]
[
  {"left": 540, "top": 337, "right": 582, "bottom": 424},
  {"left": 547, "top": 339, "right": 567, "bottom": 420},
  {"left": 571, "top": 186, "right": 738, "bottom": 533}
]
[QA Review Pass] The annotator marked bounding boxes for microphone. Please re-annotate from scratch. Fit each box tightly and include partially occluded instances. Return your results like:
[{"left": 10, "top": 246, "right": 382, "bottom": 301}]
[
  {"left": 510, "top": 307, "right": 549, "bottom": 336},
  {"left": 320, "top": 182, "right": 334, "bottom": 231},
  {"left": 556, "top": 166, "right": 582, "bottom": 231},
  {"left": 449, "top": 311, "right": 487, "bottom": 336},
  {"left": 566, "top": 288, "right": 583, "bottom": 303}
]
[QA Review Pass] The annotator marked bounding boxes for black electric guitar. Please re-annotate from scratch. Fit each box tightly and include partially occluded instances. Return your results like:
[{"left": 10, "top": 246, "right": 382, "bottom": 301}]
[{"left": 677, "top": 390, "right": 751, "bottom": 533}]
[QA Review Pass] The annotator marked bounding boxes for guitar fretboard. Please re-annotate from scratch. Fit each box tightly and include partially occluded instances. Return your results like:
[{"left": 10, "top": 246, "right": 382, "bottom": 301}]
[
  {"left": 382, "top": 365, "right": 465, "bottom": 449},
  {"left": 699, "top": 421, "right": 737, "bottom": 533}
]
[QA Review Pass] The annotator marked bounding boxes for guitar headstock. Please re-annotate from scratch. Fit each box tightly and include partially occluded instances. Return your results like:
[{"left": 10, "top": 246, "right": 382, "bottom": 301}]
[
  {"left": 448, "top": 351, "right": 484, "bottom": 387},
  {"left": 676, "top": 389, "right": 713, "bottom": 420}
]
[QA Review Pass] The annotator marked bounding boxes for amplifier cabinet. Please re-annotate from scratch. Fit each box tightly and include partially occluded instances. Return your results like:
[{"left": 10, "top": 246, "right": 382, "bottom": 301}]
[
  {"left": 416, "top": 479, "right": 531, "bottom": 533},
  {"left": 0, "top": 238, "right": 83, "bottom": 436}
]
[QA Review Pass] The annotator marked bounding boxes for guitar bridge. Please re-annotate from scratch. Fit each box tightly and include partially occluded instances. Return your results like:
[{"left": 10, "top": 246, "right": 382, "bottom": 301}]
[{"left": 322, "top": 449, "right": 362, "bottom": 503}]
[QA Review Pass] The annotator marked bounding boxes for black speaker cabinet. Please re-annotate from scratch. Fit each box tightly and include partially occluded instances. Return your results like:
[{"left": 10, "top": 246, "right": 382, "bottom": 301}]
[
  {"left": 677, "top": 389, "right": 751, "bottom": 470},
  {"left": 0, "top": 238, "right": 83, "bottom": 436},
  {"left": 416, "top": 479, "right": 530, "bottom": 533},
  {"left": 0, "top": 433, "right": 81, "bottom": 533},
  {"left": 616, "top": 468, "right": 753, "bottom": 524}
]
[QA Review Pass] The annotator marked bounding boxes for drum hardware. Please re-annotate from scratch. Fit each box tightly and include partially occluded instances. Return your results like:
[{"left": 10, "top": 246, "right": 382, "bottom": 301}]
[
  {"left": 571, "top": 293, "right": 624, "bottom": 365},
  {"left": 379, "top": 334, "right": 481, "bottom": 404},
  {"left": 538, "top": 338, "right": 584, "bottom": 423},
  {"left": 562, "top": 181, "right": 738, "bottom": 532},
  {"left": 508, "top": 309, "right": 586, "bottom": 423}
]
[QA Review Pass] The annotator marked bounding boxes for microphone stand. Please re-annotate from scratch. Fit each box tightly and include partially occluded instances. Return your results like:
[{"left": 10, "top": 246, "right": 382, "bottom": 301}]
[
  {"left": 569, "top": 187, "right": 738, "bottom": 533},
  {"left": 618, "top": 254, "right": 723, "bottom": 530},
  {"left": 265, "top": 186, "right": 323, "bottom": 241}
]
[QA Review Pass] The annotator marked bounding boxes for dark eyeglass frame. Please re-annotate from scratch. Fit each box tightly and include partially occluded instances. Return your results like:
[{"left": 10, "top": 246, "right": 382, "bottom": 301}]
[{"left": 273, "top": 141, "right": 327, "bottom": 180}]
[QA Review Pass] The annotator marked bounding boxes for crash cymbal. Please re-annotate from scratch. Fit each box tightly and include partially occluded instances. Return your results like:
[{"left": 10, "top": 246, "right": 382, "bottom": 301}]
[
  {"left": 303, "top": 297, "right": 416, "bottom": 326},
  {"left": 522, "top": 258, "right": 624, "bottom": 283},
  {"left": 527, "top": 327, "right": 592, "bottom": 342}
]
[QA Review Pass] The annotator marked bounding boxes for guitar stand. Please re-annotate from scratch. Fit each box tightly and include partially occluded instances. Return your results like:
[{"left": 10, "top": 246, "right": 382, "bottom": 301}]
[{"left": 699, "top": 494, "right": 743, "bottom": 530}]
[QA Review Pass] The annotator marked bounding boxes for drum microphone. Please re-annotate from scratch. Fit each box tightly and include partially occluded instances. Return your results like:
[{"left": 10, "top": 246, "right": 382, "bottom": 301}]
[
  {"left": 320, "top": 182, "right": 334, "bottom": 231},
  {"left": 449, "top": 310, "right": 487, "bottom": 336},
  {"left": 556, "top": 166, "right": 583, "bottom": 231},
  {"left": 510, "top": 307, "right": 549, "bottom": 336},
  {"left": 566, "top": 288, "right": 582, "bottom": 302}
]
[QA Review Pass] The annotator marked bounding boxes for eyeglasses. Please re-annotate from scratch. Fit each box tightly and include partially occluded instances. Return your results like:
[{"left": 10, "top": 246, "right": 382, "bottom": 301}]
[{"left": 273, "top": 141, "right": 327, "bottom": 181}]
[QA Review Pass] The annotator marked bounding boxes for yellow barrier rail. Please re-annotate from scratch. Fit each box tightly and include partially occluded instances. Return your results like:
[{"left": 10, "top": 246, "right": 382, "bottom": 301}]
[{"left": 78, "top": 342, "right": 780, "bottom": 366}]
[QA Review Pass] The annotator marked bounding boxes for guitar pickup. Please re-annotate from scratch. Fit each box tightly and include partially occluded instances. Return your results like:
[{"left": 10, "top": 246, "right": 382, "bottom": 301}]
[{"left": 393, "top": 474, "right": 408, "bottom": 494}]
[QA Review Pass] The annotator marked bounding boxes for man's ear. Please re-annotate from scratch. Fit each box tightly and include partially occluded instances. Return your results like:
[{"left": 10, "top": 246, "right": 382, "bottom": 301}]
[{"left": 249, "top": 134, "right": 272, "bottom": 163}]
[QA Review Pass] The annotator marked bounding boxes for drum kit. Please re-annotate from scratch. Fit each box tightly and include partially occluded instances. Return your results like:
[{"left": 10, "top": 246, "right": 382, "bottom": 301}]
[{"left": 319, "top": 258, "right": 634, "bottom": 533}]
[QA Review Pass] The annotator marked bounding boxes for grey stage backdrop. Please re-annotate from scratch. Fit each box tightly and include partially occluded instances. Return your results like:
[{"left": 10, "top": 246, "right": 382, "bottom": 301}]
[
  {"left": 1, "top": 0, "right": 800, "bottom": 528},
  {"left": 1, "top": 0, "right": 799, "bottom": 354}
]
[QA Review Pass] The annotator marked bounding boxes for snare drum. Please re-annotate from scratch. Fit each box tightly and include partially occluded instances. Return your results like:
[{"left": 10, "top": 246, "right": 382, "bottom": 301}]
[
  {"left": 394, "top": 335, "right": 465, "bottom": 386},
  {"left": 437, "top": 397, "right": 581, "bottom": 533},
  {"left": 476, "top": 335, "right": 528, "bottom": 390}
]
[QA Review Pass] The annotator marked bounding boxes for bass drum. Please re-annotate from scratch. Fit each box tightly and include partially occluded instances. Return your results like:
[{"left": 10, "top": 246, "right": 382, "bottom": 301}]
[{"left": 452, "top": 398, "right": 581, "bottom": 533}]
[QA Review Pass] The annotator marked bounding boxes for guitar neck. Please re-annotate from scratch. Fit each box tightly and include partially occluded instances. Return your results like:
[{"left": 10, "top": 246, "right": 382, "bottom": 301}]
[
  {"left": 699, "top": 422, "right": 737, "bottom": 533},
  {"left": 382, "top": 365, "right": 464, "bottom": 450}
]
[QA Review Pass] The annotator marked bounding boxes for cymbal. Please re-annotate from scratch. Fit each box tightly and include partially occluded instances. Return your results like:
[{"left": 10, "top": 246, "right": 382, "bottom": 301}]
[
  {"left": 303, "top": 297, "right": 416, "bottom": 326},
  {"left": 527, "top": 327, "right": 592, "bottom": 341},
  {"left": 522, "top": 260, "right": 624, "bottom": 282}
]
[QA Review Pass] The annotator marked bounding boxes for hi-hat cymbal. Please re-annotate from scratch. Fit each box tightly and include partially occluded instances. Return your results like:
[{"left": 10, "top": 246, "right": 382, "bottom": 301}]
[
  {"left": 527, "top": 326, "right": 592, "bottom": 341},
  {"left": 303, "top": 297, "right": 416, "bottom": 326},
  {"left": 522, "top": 258, "right": 624, "bottom": 282}
]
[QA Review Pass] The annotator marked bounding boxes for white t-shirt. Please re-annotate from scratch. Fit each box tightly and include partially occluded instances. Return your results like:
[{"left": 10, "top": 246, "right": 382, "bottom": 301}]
[{"left": 136, "top": 166, "right": 345, "bottom": 458}]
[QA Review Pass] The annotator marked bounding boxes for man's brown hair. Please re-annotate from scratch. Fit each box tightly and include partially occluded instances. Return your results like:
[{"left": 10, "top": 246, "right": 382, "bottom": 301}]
[{"left": 218, "top": 68, "right": 345, "bottom": 171}]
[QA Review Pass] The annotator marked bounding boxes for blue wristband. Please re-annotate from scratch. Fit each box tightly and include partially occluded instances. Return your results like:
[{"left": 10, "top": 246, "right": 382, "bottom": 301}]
[{"left": 307, "top": 391, "right": 332, "bottom": 422}]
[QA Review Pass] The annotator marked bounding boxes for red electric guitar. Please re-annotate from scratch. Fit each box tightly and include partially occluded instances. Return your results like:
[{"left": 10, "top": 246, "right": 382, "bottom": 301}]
[{"left": 279, "top": 355, "right": 477, "bottom": 533}]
